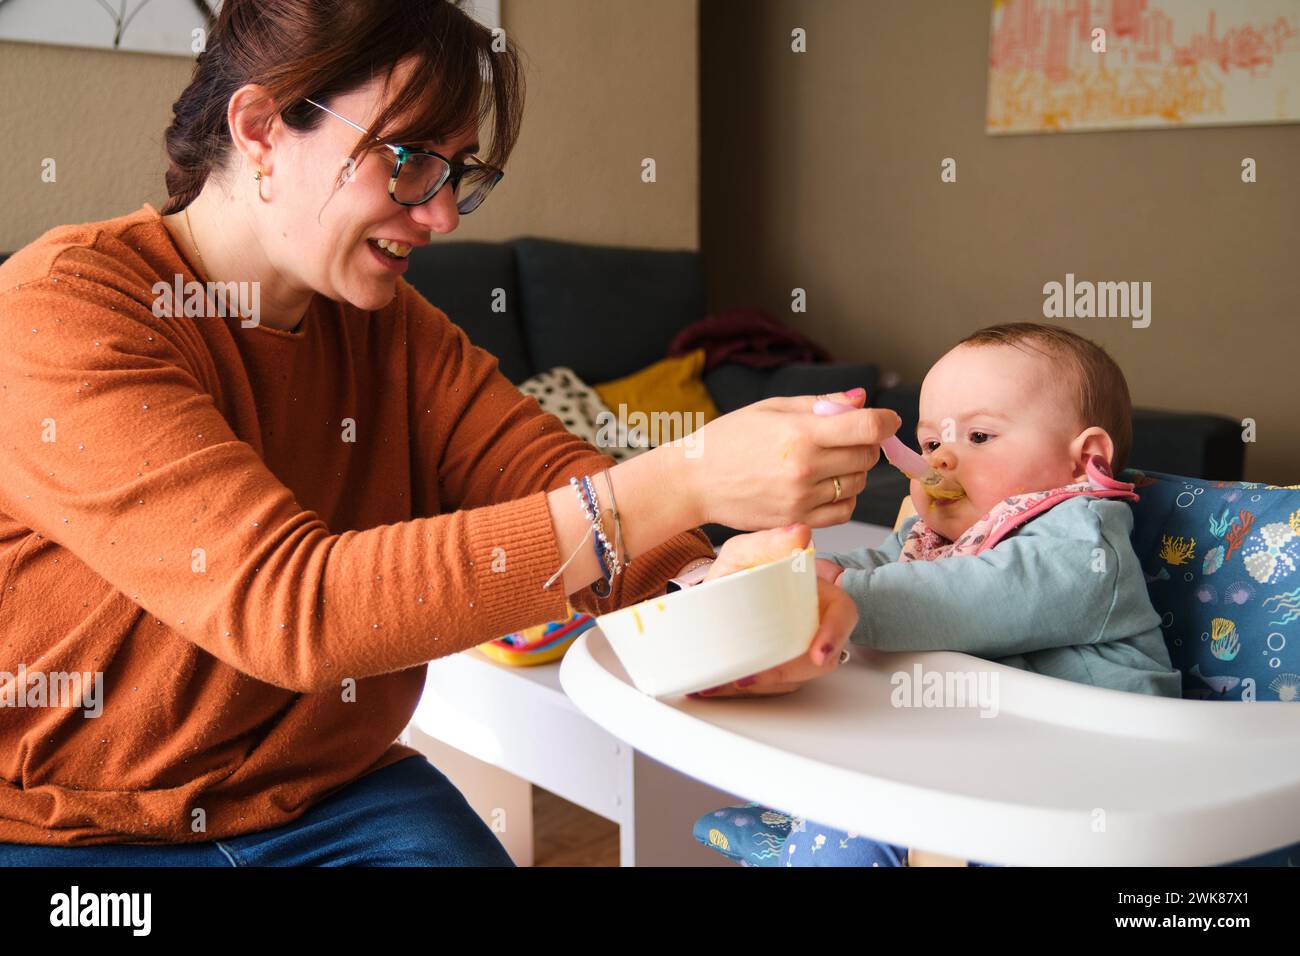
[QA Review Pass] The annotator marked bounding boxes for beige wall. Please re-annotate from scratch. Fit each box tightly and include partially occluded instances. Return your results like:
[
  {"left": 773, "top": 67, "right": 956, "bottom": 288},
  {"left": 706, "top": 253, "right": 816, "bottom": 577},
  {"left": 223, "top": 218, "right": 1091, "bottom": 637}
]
[
  {"left": 0, "top": 0, "right": 698, "bottom": 252},
  {"left": 702, "top": 0, "right": 1300, "bottom": 483},
  {"left": 0, "top": 41, "right": 190, "bottom": 250},
  {"left": 490, "top": 0, "right": 699, "bottom": 249}
]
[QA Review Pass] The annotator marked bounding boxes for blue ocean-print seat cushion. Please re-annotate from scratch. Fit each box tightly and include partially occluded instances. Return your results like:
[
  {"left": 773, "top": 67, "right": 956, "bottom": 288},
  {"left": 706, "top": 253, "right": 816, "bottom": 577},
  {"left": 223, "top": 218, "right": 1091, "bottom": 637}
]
[
  {"left": 691, "top": 802, "right": 792, "bottom": 866},
  {"left": 1121, "top": 468, "right": 1300, "bottom": 701}
]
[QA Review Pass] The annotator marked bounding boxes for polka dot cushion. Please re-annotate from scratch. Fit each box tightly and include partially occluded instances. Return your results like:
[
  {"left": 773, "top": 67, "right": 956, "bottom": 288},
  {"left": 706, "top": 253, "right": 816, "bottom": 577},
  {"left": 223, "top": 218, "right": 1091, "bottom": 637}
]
[{"left": 517, "top": 366, "right": 648, "bottom": 463}]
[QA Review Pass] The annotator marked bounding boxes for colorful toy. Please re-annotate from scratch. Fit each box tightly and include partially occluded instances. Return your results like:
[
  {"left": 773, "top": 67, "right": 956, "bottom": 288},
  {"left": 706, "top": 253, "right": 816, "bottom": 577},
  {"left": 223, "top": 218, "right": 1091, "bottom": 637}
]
[{"left": 478, "top": 607, "right": 596, "bottom": 666}]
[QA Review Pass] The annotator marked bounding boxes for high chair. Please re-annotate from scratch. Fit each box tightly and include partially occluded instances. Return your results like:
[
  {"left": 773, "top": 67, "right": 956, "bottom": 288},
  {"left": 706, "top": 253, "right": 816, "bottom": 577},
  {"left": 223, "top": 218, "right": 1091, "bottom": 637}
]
[{"left": 560, "top": 469, "right": 1300, "bottom": 866}]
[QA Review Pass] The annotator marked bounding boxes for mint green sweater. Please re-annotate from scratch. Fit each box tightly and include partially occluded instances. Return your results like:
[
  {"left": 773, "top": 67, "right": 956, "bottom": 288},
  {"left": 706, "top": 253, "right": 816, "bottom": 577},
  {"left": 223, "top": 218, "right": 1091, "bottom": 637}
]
[{"left": 819, "top": 497, "right": 1182, "bottom": 698}]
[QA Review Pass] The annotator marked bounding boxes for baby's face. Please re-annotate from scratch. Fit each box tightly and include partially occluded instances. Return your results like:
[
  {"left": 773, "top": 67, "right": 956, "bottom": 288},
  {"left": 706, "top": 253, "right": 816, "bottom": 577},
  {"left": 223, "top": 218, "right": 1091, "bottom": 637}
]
[{"left": 911, "top": 343, "right": 1088, "bottom": 541}]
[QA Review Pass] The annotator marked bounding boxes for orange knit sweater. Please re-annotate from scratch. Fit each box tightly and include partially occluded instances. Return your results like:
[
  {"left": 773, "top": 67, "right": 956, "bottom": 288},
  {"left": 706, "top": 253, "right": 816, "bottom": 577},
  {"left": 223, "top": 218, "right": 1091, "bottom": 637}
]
[{"left": 0, "top": 204, "right": 714, "bottom": 846}]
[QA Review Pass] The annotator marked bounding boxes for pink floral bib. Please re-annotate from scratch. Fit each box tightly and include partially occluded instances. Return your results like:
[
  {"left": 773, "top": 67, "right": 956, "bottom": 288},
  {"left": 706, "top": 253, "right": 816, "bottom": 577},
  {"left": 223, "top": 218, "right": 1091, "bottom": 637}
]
[{"left": 899, "top": 455, "right": 1139, "bottom": 563}]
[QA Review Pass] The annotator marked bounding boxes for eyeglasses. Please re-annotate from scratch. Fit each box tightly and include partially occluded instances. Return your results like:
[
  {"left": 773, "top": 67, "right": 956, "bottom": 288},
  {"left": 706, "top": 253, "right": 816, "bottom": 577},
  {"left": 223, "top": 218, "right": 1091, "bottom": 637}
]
[{"left": 304, "top": 98, "right": 503, "bottom": 214}]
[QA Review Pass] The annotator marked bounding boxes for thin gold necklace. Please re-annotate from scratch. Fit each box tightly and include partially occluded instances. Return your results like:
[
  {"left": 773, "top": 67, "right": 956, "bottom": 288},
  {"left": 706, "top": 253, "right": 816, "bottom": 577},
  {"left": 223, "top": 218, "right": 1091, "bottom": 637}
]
[{"left": 183, "top": 205, "right": 208, "bottom": 280}]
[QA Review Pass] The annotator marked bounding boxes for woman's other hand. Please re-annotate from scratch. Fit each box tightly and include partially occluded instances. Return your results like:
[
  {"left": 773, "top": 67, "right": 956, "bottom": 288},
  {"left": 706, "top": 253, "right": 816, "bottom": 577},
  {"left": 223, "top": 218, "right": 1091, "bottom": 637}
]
[{"left": 691, "top": 525, "right": 858, "bottom": 698}]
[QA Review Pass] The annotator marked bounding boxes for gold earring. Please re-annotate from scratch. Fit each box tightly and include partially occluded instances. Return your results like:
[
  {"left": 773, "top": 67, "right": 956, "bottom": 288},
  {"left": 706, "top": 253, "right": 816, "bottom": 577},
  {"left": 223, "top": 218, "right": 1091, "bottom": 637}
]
[{"left": 254, "top": 168, "right": 269, "bottom": 202}]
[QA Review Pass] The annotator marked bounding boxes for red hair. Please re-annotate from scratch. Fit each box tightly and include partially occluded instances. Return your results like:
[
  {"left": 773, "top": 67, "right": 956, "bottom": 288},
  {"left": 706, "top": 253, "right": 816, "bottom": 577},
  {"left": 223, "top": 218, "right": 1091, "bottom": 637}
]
[{"left": 162, "top": 0, "right": 525, "bottom": 214}]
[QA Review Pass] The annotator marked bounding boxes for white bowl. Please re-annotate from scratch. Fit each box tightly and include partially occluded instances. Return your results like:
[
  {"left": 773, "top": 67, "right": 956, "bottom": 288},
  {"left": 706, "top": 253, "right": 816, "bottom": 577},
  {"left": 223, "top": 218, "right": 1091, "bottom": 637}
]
[{"left": 596, "top": 545, "right": 818, "bottom": 697}]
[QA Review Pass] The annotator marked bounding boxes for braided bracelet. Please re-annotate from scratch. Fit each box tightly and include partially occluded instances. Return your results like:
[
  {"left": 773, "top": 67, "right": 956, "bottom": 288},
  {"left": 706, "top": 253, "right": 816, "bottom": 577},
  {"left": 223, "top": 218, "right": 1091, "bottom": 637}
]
[
  {"left": 570, "top": 475, "right": 615, "bottom": 597},
  {"left": 582, "top": 479, "right": 611, "bottom": 585},
  {"left": 583, "top": 476, "right": 622, "bottom": 577},
  {"left": 582, "top": 477, "right": 625, "bottom": 602}
]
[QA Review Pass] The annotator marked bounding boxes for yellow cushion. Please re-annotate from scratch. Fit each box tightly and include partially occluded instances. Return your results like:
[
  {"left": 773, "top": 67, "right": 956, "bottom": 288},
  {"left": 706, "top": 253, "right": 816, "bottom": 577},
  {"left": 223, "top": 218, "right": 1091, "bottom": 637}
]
[
  {"left": 894, "top": 496, "right": 917, "bottom": 532},
  {"left": 593, "top": 350, "right": 720, "bottom": 445}
]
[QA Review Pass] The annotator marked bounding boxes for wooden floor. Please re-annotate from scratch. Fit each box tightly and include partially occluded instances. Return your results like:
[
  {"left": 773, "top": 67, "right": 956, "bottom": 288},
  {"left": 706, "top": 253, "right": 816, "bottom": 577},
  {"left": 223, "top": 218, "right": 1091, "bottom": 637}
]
[{"left": 531, "top": 785, "right": 620, "bottom": 867}]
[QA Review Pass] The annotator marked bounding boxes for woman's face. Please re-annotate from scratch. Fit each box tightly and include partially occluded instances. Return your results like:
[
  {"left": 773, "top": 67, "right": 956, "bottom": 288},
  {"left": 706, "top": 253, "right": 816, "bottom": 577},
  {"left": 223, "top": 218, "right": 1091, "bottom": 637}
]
[{"left": 261, "top": 59, "right": 480, "bottom": 312}]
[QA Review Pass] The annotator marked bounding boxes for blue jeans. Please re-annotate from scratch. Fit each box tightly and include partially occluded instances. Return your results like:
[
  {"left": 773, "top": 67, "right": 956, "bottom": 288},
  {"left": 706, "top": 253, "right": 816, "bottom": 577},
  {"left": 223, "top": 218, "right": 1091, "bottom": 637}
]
[{"left": 0, "top": 755, "right": 515, "bottom": 867}]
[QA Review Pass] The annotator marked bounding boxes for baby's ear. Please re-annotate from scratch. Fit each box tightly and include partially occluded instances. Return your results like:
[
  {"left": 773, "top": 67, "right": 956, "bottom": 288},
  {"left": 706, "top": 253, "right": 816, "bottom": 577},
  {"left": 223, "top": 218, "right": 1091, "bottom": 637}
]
[{"left": 1071, "top": 427, "right": 1114, "bottom": 476}]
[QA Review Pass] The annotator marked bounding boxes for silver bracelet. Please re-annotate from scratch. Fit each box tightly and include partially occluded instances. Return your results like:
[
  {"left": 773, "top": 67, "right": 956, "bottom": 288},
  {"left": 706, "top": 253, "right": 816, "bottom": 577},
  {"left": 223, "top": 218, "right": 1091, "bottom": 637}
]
[
  {"left": 581, "top": 475, "right": 622, "bottom": 578},
  {"left": 602, "top": 469, "right": 629, "bottom": 567}
]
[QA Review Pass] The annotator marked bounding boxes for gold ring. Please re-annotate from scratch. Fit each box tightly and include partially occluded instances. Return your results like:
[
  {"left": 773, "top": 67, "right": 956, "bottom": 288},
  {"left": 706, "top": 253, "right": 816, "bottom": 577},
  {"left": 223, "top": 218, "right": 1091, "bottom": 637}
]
[{"left": 832, "top": 476, "right": 842, "bottom": 502}]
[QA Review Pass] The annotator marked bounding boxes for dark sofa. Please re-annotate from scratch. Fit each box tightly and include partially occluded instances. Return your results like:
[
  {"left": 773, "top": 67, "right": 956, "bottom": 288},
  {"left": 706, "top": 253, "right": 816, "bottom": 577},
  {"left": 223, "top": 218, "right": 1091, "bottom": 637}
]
[{"left": 0, "top": 241, "right": 1244, "bottom": 538}]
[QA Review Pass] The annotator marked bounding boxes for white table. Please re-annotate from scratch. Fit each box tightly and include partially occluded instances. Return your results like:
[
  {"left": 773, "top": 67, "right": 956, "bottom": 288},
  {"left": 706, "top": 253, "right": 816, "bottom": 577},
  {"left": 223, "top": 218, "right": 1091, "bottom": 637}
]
[
  {"left": 559, "top": 623, "right": 1300, "bottom": 866},
  {"left": 404, "top": 642, "right": 749, "bottom": 865},
  {"left": 402, "top": 522, "right": 892, "bottom": 866}
]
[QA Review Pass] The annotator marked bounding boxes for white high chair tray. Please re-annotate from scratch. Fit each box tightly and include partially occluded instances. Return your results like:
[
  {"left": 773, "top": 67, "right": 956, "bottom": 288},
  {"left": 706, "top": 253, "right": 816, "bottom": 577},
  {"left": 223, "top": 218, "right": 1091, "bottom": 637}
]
[{"left": 560, "top": 628, "right": 1300, "bottom": 866}]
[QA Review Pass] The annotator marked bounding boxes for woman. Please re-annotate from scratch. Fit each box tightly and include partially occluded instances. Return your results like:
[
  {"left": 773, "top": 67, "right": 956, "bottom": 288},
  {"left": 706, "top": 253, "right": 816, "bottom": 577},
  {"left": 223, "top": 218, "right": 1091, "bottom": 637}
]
[{"left": 0, "top": 0, "right": 897, "bottom": 866}]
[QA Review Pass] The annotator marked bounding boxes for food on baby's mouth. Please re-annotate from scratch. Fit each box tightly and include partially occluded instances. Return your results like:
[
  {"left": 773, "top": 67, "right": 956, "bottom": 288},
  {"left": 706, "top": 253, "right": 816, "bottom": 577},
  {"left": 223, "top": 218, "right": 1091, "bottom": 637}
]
[
  {"left": 879, "top": 437, "right": 965, "bottom": 500},
  {"left": 921, "top": 479, "right": 966, "bottom": 501},
  {"left": 810, "top": 400, "right": 966, "bottom": 501}
]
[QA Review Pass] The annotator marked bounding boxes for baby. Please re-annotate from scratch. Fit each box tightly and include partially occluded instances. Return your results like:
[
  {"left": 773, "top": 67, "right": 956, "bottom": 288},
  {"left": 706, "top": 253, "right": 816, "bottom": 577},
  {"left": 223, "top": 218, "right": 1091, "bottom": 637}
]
[{"left": 766, "top": 322, "right": 1179, "bottom": 866}]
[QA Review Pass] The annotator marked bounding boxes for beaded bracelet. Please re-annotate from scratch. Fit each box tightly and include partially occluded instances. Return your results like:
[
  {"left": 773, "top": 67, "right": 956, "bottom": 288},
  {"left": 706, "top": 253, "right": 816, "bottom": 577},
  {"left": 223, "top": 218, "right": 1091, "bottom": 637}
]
[
  {"left": 582, "top": 480, "right": 610, "bottom": 579},
  {"left": 583, "top": 475, "right": 622, "bottom": 578},
  {"left": 583, "top": 476, "right": 627, "bottom": 597},
  {"left": 544, "top": 474, "right": 628, "bottom": 595},
  {"left": 569, "top": 475, "right": 617, "bottom": 597}
]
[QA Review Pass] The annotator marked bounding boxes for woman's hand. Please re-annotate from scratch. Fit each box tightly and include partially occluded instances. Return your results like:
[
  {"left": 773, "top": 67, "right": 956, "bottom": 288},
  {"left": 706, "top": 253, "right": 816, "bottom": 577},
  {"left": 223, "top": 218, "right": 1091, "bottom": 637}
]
[
  {"left": 691, "top": 525, "right": 858, "bottom": 698},
  {"left": 702, "top": 523, "right": 807, "bottom": 583},
  {"left": 678, "top": 389, "right": 900, "bottom": 532}
]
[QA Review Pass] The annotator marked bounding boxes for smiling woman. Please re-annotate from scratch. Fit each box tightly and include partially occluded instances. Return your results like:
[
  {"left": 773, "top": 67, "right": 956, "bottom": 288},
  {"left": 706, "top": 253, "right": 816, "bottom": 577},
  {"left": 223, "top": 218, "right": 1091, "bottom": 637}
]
[
  {"left": 0, "top": 0, "right": 887, "bottom": 868},
  {"left": 157, "top": 0, "right": 521, "bottom": 329}
]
